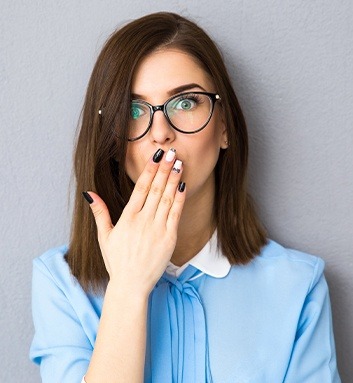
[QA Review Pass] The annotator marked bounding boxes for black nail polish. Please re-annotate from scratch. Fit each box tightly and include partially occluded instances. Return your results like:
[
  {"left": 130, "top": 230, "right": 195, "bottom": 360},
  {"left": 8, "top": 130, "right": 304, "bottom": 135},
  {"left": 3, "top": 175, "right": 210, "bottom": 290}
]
[
  {"left": 153, "top": 149, "right": 164, "bottom": 163},
  {"left": 178, "top": 182, "right": 186, "bottom": 192},
  {"left": 82, "top": 191, "right": 94, "bottom": 204}
]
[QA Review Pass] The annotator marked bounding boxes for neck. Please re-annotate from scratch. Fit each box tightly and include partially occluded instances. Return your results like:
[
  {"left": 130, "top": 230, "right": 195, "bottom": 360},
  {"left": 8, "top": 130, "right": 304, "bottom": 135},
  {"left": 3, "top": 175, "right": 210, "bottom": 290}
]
[{"left": 171, "top": 174, "right": 216, "bottom": 267}]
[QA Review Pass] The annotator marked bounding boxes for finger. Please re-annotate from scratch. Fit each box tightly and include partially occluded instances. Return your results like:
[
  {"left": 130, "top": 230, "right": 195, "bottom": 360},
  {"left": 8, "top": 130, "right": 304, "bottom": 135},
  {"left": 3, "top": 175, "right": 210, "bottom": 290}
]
[
  {"left": 142, "top": 148, "right": 177, "bottom": 213},
  {"left": 125, "top": 148, "right": 164, "bottom": 215},
  {"left": 82, "top": 191, "right": 114, "bottom": 243},
  {"left": 166, "top": 182, "right": 186, "bottom": 232},
  {"left": 154, "top": 160, "right": 183, "bottom": 223}
]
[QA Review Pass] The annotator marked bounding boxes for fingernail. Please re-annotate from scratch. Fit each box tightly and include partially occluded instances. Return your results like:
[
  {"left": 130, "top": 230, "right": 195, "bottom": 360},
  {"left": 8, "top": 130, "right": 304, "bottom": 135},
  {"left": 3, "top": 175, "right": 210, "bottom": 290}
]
[
  {"left": 178, "top": 182, "right": 186, "bottom": 192},
  {"left": 172, "top": 160, "right": 182, "bottom": 173},
  {"left": 153, "top": 148, "right": 164, "bottom": 163},
  {"left": 165, "top": 148, "right": 176, "bottom": 162},
  {"left": 82, "top": 191, "right": 94, "bottom": 204}
]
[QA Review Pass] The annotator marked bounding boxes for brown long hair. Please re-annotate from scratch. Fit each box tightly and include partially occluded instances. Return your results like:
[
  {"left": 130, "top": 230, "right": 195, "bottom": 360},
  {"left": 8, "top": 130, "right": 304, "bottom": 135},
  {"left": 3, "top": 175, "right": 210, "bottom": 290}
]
[{"left": 66, "top": 12, "right": 267, "bottom": 293}]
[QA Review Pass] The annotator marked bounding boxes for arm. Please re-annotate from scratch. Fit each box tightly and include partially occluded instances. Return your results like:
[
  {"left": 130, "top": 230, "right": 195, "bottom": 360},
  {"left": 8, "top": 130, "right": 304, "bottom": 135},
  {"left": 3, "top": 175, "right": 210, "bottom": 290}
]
[
  {"left": 30, "top": 247, "right": 156, "bottom": 383},
  {"left": 283, "top": 259, "right": 341, "bottom": 383},
  {"left": 30, "top": 255, "right": 93, "bottom": 383},
  {"left": 84, "top": 149, "right": 185, "bottom": 382},
  {"left": 84, "top": 281, "right": 149, "bottom": 383}
]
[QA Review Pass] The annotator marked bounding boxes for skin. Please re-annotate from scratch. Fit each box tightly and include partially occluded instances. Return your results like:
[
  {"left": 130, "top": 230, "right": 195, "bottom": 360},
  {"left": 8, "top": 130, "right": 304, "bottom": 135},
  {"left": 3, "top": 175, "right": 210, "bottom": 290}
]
[
  {"left": 84, "top": 48, "right": 228, "bottom": 383},
  {"left": 126, "top": 49, "right": 228, "bottom": 265},
  {"left": 126, "top": 49, "right": 227, "bottom": 195}
]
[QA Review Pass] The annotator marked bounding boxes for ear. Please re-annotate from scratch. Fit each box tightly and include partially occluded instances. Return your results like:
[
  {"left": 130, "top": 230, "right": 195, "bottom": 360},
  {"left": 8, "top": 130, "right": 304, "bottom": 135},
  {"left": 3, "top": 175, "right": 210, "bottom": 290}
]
[{"left": 219, "top": 109, "right": 229, "bottom": 149}]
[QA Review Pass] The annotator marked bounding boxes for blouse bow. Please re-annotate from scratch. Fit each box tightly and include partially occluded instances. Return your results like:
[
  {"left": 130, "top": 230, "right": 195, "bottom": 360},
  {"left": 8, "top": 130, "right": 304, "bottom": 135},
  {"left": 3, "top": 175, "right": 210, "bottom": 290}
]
[{"left": 144, "top": 265, "right": 213, "bottom": 383}]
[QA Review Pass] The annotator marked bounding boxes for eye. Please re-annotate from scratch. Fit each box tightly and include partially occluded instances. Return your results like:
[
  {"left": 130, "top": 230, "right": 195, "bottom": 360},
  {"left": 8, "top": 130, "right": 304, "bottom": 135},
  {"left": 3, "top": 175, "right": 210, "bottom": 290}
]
[
  {"left": 170, "top": 93, "right": 203, "bottom": 112},
  {"left": 130, "top": 102, "right": 146, "bottom": 119},
  {"left": 176, "top": 98, "right": 196, "bottom": 110}
]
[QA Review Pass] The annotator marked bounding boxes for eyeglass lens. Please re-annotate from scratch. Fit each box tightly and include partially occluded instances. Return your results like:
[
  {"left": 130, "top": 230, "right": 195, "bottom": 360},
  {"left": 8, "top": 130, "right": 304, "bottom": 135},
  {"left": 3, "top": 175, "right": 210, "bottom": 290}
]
[{"left": 129, "top": 93, "right": 213, "bottom": 140}]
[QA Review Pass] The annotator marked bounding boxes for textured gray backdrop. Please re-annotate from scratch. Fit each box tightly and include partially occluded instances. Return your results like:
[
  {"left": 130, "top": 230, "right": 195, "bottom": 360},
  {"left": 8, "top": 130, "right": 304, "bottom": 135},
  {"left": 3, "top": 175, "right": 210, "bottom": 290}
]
[{"left": 1, "top": 1, "right": 352, "bottom": 382}]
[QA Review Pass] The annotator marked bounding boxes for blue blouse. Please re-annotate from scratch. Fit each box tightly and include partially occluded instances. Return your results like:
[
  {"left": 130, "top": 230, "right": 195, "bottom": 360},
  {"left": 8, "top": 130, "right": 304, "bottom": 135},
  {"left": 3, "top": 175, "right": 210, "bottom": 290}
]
[{"left": 30, "top": 238, "right": 341, "bottom": 382}]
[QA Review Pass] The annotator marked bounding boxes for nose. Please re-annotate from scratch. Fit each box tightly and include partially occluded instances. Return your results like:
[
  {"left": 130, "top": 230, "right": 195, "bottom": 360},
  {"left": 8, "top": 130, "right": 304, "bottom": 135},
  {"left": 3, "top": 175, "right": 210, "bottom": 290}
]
[{"left": 149, "top": 108, "right": 176, "bottom": 144}]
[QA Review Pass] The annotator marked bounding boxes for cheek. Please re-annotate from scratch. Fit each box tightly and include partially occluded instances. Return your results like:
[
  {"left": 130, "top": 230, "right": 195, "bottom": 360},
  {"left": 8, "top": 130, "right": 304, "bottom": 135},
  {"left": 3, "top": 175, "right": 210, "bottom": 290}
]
[
  {"left": 125, "top": 143, "right": 147, "bottom": 183},
  {"left": 202, "top": 122, "right": 223, "bottom": 159},
  {"left": 184, "top": 126, "right": 221, "bottom": 178}
]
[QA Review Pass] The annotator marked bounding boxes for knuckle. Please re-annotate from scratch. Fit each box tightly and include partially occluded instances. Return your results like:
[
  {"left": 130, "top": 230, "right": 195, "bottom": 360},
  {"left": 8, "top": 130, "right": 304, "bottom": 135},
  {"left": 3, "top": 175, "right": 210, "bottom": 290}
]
[
  {"left": 92, "top": 207, "right": 105, "bottom": 219},
  {"left": 150, "top": 184, "right": 163, "bottom": 196},
  {"left": 160, "top": 194, "right": 173, "bottom": 208},
  {"left": 146, "top": 164, "right": 157, "bottom": 175},
  {"left": 158, "top": 166, "right": 171, "bottom": 175},
  {"left": 135, "top": 181, "right": 150, "bottom": 194},
  {"left": 169, "top": 209, "right": 181, "bottom": 221},
  {"left": 174, "top": 193, "right": 185, "bottom": 203}
]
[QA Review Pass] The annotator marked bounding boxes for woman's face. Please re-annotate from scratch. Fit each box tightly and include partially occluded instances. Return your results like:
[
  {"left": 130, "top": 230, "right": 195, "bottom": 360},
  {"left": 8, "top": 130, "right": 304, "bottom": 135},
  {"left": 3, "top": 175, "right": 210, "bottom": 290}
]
[{"left": 125, "top": 48, "right": 228, "bottom": 200}]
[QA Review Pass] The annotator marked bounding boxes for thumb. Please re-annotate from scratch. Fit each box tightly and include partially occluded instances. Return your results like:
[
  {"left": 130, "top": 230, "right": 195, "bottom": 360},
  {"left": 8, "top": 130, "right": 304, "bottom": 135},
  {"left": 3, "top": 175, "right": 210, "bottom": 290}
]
[{"left": 82, "top": 191, "right": 113, "bottom": 243}]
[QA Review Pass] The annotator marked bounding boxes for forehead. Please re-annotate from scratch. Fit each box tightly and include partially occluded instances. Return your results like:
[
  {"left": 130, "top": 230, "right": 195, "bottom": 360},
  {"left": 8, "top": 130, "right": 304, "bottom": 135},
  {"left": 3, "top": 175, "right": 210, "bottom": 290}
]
[{"left": 131, "top": 49, "right": 214, "bottom": 98}]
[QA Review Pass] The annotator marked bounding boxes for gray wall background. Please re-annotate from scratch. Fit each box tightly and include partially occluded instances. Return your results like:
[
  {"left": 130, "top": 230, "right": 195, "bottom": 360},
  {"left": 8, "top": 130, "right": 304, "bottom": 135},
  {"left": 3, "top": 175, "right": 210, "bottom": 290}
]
[{"left": 1, "top": 1, "right": 352, "bottom": 382}]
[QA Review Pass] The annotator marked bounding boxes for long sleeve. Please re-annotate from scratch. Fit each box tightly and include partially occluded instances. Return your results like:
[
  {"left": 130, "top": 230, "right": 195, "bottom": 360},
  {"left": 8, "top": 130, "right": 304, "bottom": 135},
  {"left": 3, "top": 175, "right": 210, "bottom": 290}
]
[
  {"left": 29, "top": 252, "right": 93, "bottom": 383},
  {"left": 283, "top": 258, "right": 341, "bottom": 382}
]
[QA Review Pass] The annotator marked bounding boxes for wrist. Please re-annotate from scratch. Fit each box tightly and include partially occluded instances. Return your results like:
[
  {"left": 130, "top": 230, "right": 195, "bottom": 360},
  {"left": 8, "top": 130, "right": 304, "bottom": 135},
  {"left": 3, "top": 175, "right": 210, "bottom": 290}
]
[{"left": 106, "top": 279, "right": 150, "bottom": 303}]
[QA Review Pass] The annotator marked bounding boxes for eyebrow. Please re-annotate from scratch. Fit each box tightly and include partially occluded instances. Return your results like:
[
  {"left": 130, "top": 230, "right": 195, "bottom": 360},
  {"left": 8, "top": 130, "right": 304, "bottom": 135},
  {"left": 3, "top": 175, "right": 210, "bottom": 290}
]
[{"left": 131, "top": 83, "right": 207, "bottom": 100}]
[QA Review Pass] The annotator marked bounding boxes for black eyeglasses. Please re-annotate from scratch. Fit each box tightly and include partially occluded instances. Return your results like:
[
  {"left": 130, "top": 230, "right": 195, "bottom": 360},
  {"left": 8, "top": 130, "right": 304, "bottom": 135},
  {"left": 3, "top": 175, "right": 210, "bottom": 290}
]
[{"left": 128, "top": 91, "right": 221, "bottom": 141}]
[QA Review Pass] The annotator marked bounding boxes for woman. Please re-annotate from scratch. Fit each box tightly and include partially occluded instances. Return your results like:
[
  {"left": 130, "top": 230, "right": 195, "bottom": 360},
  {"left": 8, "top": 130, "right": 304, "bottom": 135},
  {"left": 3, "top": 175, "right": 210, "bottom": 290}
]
[{"left": 30, "top": 12, "right": 341, "bottom": 383}]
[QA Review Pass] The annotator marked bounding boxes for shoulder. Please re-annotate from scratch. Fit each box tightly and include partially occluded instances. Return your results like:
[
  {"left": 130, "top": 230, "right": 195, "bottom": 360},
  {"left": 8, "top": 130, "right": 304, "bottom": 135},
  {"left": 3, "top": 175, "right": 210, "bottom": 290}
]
[
  {"left": 225, "top": 240, "right": 326, "bottom": 296},
  {"left": 258, "top": 239, "right": 324, "bottom": 271},
  {"left": 31, "top": 245, "right": 100, "bottom": 324},
  {"left": 259, "top": 239, "right": 322, "bottom": 263},
  {"left": 32, "top": 245, "right": 79, "bottom": 294},
  {"left": 33, "top": 245, "right": 69, "bottom": 274},
  {"left": 251, "top": 239, "right": 325, "bottom": 291},
  {"left": 34, "top": 244, "right": 68, "bottom": 264}
]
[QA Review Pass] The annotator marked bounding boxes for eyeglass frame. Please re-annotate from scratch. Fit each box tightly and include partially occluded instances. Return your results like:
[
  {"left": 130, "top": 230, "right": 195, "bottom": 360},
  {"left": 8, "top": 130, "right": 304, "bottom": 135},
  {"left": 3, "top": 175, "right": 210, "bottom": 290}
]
[{"left": 127, "top": 91, "right": 221, "bottom": 141}]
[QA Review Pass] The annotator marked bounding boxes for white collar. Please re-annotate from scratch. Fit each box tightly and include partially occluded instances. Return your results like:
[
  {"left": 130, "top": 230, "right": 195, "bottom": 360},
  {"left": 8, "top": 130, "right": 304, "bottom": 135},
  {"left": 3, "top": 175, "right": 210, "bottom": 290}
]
[{"left": 165, "top": 231, "right": 232, "bottom": 278}]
